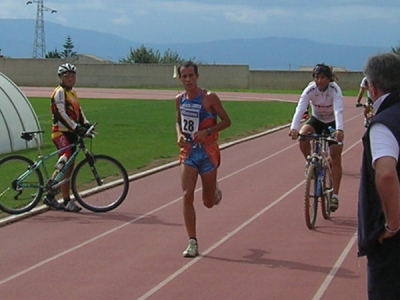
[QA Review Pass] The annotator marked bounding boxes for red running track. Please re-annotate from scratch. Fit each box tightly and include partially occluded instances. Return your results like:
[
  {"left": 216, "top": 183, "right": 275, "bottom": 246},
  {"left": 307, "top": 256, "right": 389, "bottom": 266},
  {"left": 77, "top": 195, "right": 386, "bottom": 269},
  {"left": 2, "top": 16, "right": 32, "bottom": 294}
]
[{"left": 0, "top": 89, "right": 367, "bottom": 299}]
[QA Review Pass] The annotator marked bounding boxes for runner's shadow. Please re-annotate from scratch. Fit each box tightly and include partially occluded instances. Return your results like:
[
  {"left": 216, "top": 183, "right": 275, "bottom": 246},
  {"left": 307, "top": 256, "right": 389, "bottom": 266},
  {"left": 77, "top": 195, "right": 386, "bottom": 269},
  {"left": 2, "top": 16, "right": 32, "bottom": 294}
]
[
  {"left": 206, "top": 248, "right": 359, "bottom": 279},
  {"left": 28, "top": 211, "right": 182, "bottom": 227}
]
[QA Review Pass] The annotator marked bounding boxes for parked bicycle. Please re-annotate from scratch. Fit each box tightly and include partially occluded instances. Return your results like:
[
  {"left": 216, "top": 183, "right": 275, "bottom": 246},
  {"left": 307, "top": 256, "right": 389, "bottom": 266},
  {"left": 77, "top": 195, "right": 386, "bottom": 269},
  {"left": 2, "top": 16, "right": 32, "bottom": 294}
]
[
  {"left": 0, "top": 123, "right": 129, "bottom": 214},
  {"left": 300, "top": 131, "right": 336, "bottom": 229}
]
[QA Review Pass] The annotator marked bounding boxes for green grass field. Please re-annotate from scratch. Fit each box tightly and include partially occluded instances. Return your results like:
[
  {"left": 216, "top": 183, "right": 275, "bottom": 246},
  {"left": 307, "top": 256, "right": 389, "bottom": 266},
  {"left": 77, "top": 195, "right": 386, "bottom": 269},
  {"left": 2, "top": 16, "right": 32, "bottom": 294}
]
[
  {"left": 3, "top": 89, "right": 358, "bottom": 174},
  {"left": 3, "top": 96, "right": 298, "bottom": 175},
  {"left": 0, "top": 91, "right": 358, "bottom": 215}
]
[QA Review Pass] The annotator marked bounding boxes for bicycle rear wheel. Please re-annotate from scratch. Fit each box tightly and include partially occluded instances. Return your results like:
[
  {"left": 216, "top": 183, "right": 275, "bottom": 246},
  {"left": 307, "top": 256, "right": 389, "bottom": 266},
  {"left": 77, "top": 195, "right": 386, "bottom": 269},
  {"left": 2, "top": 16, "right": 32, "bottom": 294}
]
[
  {"left": 321, "top": 164, "right": 333, "bottom": 219},
  {"left": 0, "top": 155, "right": 44, "bottom": 214},
  {"left": 304, "top": 163, "right": 318, "bottom": 229},
  {"left": 71, "top": 154, "right": 129, "bottom": 212}
]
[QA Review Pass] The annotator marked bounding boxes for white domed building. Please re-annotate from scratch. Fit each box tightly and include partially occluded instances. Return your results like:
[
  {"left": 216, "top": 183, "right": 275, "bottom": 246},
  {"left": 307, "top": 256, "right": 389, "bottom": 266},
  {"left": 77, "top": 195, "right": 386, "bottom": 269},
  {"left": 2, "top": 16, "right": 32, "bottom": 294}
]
[{"left": 0, "top": 72, "right": 42, "bottom": 154}]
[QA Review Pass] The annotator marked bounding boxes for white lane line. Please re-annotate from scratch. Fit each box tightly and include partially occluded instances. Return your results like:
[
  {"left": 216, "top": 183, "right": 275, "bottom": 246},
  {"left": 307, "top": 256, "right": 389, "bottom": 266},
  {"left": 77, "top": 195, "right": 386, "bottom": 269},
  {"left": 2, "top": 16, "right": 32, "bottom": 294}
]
[
  {"left": 311, "top": 138, "right": 362, "bottom": 300},
  {"left": 0, "top": 141, "right": 297, "bottom": 286},
  {"left": 312, "top": 232, "right": 358, "bottom": 300},
  {"left": 137, "top": 181, "right": 306, "bottom": 300},
  {"left": 0, "top": 198, "right": 182, "bottom": 286},
  {"left": 0, "top": 116, "right": 364, "bottom": 295},
  {"left": 138, "top": 138, "right": 362, "bottom": 300}
]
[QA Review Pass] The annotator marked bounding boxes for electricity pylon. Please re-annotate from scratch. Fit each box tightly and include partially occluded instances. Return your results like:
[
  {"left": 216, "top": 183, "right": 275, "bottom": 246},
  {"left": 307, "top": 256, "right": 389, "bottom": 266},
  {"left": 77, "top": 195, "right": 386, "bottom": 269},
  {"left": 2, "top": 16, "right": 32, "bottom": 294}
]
[{"left": 26, "top": 0, "right": 57, "bottom": 58}]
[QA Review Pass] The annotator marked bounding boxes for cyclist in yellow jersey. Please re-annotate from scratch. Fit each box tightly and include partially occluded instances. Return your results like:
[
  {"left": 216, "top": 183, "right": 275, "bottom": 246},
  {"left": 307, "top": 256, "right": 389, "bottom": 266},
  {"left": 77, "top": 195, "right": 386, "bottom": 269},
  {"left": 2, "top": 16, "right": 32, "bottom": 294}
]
[{"left": 43, "top": 63, "right": 91, "bottom": 212}]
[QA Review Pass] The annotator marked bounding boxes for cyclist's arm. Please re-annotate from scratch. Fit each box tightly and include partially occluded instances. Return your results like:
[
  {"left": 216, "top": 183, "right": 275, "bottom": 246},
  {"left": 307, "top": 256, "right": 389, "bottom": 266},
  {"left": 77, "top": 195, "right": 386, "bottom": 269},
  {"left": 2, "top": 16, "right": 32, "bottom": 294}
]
[
  {"left": 290, "top": 91, "right": 310, "bottom": 131},
  {"left": 78, "top": 106, "right": 90, "bottom": 125},
  {"left": 356, "top": 86, "right": 366, "bottom": 104},
  {"left": 333, "top": 89, "right": 344, "bottom": 131}
]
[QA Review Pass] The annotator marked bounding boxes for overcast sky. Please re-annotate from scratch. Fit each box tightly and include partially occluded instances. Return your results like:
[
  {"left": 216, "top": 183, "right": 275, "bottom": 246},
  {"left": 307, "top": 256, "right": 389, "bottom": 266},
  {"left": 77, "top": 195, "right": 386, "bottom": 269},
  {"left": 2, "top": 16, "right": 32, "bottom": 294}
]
[{"left": 2, "top": 0, "right": 400, "bottom": 47}]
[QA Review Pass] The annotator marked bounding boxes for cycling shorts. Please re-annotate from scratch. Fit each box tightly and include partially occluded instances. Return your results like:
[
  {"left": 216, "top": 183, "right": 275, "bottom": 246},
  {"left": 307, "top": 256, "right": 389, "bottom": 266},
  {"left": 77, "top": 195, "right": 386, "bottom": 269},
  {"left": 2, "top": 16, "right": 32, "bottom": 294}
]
[
  {"left": 52, "top": 131, "right": 78, "bottom": 159},
  {"left": 305, "top": 116, "right": 338, "bottom": 146}
]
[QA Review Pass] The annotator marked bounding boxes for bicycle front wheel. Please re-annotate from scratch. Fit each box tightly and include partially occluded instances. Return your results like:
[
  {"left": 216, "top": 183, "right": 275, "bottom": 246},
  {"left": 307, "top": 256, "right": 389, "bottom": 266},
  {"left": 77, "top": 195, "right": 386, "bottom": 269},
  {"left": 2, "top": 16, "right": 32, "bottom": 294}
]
[
  {"left": 304, "top": 163, "right": 318, "bottom": 229},
  {"left": 0, "top": 155, "right": 44, "bottom": 214},
  {"left": 71, "top": 154, "right": 129, "bottom": 212},
  {"left": 321, "top": 164, "right": 333, "bottom": 220}
]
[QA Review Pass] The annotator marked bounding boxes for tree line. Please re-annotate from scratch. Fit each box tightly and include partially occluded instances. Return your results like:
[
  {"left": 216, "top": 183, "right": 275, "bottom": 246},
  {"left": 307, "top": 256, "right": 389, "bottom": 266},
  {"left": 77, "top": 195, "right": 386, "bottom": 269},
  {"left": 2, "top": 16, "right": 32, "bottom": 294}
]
[
  {"left": 3, "top": 35, "right": 399, "bottom": 63},
  {"left": 46, "top": 36, "right": 196, "bottom": 64}
]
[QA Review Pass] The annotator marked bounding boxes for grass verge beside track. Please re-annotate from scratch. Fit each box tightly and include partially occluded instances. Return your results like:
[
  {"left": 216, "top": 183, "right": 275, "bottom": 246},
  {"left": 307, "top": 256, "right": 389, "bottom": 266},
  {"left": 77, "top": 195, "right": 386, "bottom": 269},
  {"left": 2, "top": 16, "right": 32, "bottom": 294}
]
[{"left": 2, "top": 97, "right": 297, "bottom": 175}]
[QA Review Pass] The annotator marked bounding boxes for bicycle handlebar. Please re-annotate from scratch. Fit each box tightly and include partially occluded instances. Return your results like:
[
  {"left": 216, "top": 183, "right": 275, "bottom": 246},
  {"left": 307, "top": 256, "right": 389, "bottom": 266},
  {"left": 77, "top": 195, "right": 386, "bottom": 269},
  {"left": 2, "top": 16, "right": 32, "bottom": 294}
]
[
  {"left": 83, "top": 122, "right": 98, "bottom": 139},
  {"left": 298, "top": 133, "right": 335, "bottom": 141},
  {"left": 298, "top": 127, "right": 343, "bottom": 146},
  {"left": 356, "top": 103, "right": 373, "bottom": 109},
  {"left": 20, "top": 122, "right": 99, "bottom": 143}
]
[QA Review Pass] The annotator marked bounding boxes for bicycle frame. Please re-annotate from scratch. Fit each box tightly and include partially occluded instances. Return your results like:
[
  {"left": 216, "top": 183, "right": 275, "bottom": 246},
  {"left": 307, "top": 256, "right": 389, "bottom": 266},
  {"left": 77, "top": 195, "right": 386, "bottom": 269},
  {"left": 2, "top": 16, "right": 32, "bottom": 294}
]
[
  {"left": 308, "top": 137, "right": 329, "bottom": 197},
  {"left": 0, "top": 122, "right": 130, "bottom": 215},
  {"left": 13, "top": 135, "right": 92, "bottom": 194},
  {"left": 301, "top": 132, "right": 335, "bottom": 229}
]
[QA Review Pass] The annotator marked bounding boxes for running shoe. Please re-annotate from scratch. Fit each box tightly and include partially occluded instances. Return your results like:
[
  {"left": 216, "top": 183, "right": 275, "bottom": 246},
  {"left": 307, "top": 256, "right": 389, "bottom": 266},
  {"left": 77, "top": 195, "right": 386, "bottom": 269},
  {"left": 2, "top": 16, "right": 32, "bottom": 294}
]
[
  {"left": 43, "top": 196, "right": 64, "bottom": 210},
  {"left": 330, "top": 196, "right": 339, "bottom": 212},
  {"left": 183, "top": 239, "right": 199, "bottom": 258},
  {"left": 63, "top": 201, "right": 82, "bottom": 213}
]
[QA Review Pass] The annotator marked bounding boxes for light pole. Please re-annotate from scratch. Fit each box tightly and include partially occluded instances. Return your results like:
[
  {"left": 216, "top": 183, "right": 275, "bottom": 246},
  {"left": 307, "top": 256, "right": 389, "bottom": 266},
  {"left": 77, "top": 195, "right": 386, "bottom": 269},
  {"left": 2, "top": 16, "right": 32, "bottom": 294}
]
[{"left": 26, "top": 0, "right": 57, "bottom": 58}]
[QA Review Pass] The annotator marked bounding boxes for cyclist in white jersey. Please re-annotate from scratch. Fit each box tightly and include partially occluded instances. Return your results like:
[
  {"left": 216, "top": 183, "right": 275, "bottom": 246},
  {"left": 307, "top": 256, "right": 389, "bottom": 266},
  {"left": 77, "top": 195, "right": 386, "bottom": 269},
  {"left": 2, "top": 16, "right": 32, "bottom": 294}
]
[
  {"left": 289, "top": 63, "right": 344, "bottom": 212},
  {"left": 356, "top": 77, "right": 372, "bottom": 106},
  {"left": 356, "top": 77, "right": 374, "bottom": 127}
]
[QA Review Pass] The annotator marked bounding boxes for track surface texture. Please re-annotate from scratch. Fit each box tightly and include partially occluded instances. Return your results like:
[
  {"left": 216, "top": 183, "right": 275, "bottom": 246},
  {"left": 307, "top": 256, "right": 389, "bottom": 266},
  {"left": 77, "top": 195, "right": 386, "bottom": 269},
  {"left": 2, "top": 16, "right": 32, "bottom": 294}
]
[{"left": 0, "top": 87, "right": 368, "bottom": 299}]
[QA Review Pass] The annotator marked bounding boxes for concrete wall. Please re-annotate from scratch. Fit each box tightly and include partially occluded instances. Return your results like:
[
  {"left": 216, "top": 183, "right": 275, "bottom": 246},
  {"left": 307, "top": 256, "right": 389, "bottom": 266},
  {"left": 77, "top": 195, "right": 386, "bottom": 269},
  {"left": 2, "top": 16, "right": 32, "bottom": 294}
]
[
  {"left": 249, "top": 70, "right": 363, "bottom": 90},
  {"left": 0, "top": 57, "right": 363, "bottom": 90}
]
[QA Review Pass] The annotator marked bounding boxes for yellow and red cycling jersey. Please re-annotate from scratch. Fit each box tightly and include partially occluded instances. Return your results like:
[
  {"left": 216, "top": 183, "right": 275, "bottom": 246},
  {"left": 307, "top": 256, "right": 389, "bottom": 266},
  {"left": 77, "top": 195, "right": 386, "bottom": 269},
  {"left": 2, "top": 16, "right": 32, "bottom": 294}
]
[{"left": 51, "top": 85, "right": 89, "bottom": 138}]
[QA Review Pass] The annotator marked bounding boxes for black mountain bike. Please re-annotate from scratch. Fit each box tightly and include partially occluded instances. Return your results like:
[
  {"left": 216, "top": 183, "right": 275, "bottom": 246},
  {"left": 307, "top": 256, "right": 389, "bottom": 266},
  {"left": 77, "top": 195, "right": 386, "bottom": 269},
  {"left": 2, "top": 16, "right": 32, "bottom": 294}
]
[{"left": 299, "top": 132, "right": 336, "bottom": 229}]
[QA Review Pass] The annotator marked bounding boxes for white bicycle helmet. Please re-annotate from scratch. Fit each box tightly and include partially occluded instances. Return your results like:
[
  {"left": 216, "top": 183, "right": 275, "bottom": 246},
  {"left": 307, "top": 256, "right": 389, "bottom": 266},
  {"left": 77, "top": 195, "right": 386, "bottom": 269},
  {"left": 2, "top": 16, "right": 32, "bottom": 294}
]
[{"left": 57, "top": 63, "right": 76, "bottom": 76}]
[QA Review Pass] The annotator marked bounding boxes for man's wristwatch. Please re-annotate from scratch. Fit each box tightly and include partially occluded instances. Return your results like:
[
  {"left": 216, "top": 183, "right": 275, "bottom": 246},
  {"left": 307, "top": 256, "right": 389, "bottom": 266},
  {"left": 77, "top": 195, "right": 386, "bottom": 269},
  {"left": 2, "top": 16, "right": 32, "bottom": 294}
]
[{"left": 206, "top": 128, "right": 212, "bottom": 136}]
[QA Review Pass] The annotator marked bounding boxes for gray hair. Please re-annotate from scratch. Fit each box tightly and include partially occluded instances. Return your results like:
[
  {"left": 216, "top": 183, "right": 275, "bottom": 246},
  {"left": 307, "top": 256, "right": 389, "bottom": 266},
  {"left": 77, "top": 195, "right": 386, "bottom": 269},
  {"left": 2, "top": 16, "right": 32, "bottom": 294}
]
[{"left": 363, "top": 52, "right": 400, "bottom": 94}]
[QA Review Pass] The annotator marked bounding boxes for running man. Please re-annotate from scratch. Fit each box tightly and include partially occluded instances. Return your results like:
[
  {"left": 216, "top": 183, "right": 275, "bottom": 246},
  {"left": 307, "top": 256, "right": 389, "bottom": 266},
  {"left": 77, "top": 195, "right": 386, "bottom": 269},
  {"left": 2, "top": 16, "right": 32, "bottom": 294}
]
[
  {"left": 289, "top": 63, "right": 344, "bottom": 212},
  {"left": 175, "top": 61, "right": 231, "bottom": 257}
]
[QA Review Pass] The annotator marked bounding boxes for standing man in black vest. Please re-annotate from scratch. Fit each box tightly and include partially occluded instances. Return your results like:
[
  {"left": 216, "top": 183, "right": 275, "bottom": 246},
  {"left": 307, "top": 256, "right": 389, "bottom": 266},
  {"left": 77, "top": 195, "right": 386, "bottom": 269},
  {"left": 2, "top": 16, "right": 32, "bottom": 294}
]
[{"left": 358, "top": 52, "right": 400, "bottom": 300}]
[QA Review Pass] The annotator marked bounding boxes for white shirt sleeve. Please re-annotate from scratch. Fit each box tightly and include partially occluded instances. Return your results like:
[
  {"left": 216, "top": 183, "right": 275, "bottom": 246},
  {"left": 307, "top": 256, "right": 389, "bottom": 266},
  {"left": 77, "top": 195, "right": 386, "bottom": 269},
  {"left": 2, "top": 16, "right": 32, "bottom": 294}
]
[
  {"left": 360, "top": 77, "right": 368, "bottom": 88},
  {"left": 370, "top": 123, "right": 399, "bottom": 167},
  {"left": 332, "top": 84, "right": 344, "bottom": 130},
  {"left": 290, "top": 89, "right": 311, "bottom": 131}
]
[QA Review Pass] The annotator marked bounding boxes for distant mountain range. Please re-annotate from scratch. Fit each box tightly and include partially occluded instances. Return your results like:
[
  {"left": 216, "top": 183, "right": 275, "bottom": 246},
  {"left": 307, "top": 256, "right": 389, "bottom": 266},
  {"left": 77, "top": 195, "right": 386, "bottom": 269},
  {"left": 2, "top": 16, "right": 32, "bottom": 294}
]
[{"left": 0, "top": 19, "right": 389, "bottom": 71}]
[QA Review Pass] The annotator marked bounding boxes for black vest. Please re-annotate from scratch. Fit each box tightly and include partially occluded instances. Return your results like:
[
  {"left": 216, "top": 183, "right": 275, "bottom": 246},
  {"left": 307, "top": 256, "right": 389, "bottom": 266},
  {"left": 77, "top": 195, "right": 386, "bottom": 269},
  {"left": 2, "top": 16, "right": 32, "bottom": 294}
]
[{"left": 358, "top": 90, "right": 400, "bottom": 256}]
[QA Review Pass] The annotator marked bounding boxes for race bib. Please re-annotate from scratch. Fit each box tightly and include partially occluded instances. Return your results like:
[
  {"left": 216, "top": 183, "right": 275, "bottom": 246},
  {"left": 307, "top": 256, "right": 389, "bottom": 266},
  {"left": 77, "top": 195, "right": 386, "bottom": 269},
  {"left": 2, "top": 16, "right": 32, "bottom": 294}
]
[{"left": 181, "top": 108, "right": 200, "bottom": 136}]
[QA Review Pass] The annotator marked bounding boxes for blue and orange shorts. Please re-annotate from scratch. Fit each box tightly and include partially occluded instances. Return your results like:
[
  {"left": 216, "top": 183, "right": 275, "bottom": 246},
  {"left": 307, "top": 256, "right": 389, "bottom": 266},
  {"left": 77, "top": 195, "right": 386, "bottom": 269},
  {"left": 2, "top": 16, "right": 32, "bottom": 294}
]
[{"left": 179, "top": 142, "right": 220, "bottom": 175}]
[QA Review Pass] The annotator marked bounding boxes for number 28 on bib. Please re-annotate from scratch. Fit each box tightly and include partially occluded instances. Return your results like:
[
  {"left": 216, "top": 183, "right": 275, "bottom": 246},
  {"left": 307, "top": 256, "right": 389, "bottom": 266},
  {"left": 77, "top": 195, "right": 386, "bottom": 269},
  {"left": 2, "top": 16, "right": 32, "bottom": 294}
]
[{"left": 181, "top": 108, "right": 200, "bottom": 137}]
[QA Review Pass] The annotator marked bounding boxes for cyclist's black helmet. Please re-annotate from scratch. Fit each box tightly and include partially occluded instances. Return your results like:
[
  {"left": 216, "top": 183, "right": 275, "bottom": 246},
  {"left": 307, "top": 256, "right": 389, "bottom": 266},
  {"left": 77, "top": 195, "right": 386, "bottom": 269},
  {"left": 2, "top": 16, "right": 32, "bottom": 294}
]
[{"left": 312, "top": 63, "right": 333, "bottom": 79}]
